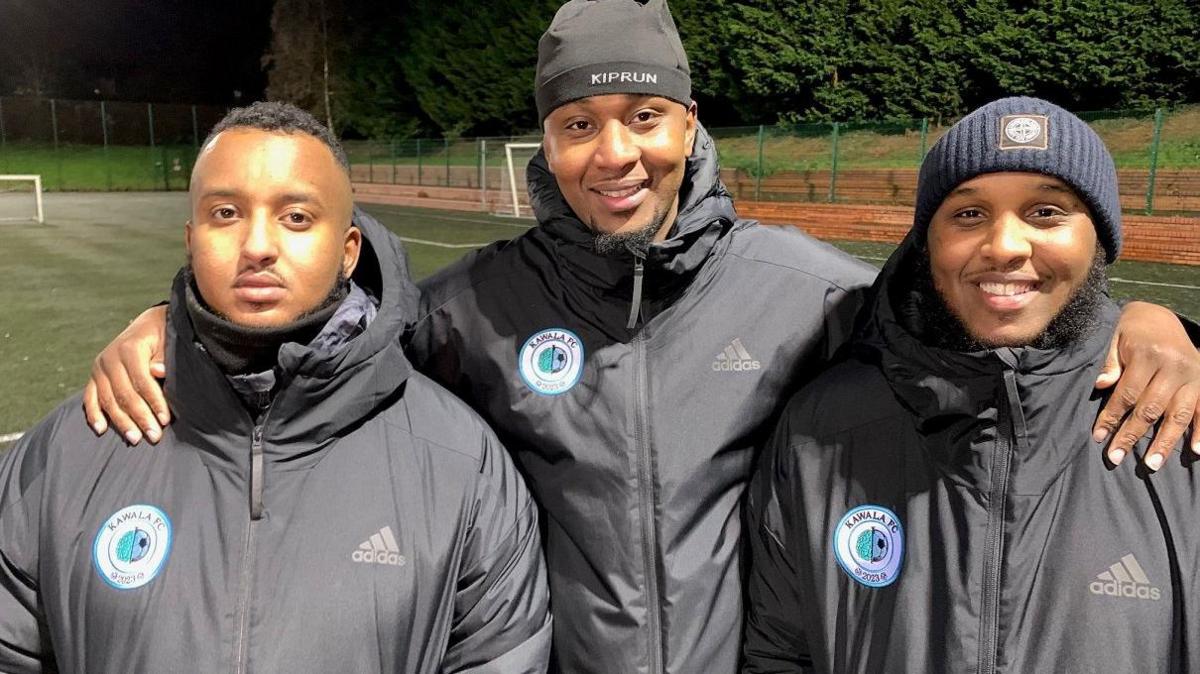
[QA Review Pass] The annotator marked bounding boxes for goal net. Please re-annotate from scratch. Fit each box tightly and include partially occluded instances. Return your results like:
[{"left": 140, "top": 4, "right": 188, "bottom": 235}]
[
  {"left": 0, "top": 175, "right": 44, "bottom": 223},
  {"left": 488, "top": 143, "right": 541, "bottom": 218}
]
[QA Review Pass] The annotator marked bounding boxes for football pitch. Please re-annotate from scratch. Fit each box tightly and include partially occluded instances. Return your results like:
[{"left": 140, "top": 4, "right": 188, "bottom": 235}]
[{"left": 1, "top": 192, "right": 1198, "bottom": 446}]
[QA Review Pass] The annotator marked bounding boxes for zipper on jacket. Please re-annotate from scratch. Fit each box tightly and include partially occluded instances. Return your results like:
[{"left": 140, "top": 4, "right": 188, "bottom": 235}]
[
  {"left": 632, "top": 334, "right": 664, "bottom": 672},
  {"left": 233, "top": 421, "right": 266, "bottom": 674},
  {"left": 626, "top": 254, "right": 645, "bottom": 330},
  {"left": 978, "top": 369, "right": 1020, "bottom": 674}
]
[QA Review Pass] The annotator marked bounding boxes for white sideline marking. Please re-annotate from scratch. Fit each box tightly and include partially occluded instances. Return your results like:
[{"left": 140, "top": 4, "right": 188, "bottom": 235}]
[
  {"left": 0, "top": 432, "right": 24, "bottom": 444},
  {"left": 1109, "top": 277, "right": 1200, "bottom": 291},
  {"left": 397, "top": 237, "right": 488, "bottom": 249},
  {"left": 368, "top": 206, "right": 534, "bottom": 230}
]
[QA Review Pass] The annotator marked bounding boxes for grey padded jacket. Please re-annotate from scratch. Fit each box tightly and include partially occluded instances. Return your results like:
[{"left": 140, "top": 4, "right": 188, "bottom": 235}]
[
  {"left": 0, "top": 214, "right": 552, "bottom": 673},
  {"left": 409, "top": 125, "right": 876, "bottom": 673},
  {"left": 744, "top": 232, "right": 1199, "bottom": 673}
]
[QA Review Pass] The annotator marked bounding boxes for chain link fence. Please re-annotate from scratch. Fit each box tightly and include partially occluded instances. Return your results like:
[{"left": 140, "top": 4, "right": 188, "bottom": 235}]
[{"left": 1, "top": 96, "right": 1197, "bottom": 215}]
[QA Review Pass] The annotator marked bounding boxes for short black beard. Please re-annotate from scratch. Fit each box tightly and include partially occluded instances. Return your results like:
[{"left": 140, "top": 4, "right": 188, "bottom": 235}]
[
  {"left": 901, "top": 242, "right": 1108, "bottom": 352},
  {"left": 591, "top": 202, "right": 674, "bottom": 256}
]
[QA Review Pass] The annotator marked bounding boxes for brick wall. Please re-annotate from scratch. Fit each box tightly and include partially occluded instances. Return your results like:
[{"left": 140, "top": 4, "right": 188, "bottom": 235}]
[
  {"left": 739, "top": 201, "right": 1200, "bottom": 266},
  {"left": 350, "top": 182, "right": 1200, "bottom": 266}
]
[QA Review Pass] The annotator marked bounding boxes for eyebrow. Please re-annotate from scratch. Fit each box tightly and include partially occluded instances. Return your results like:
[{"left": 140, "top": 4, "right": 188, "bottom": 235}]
[
  {"left": 947, "top": 182, "right": 1072, "bottom": 198},
  {"left": 197, "top": 188, "right": 323, "bottom": 206},
  {"left": 1038, "top": 183, "right": 1073, "bottom": 193}
]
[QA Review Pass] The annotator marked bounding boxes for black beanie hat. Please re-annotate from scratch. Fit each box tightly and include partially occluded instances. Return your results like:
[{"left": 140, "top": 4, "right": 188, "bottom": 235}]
[
  {"left": 535, "top": 0, "right": 692, "bottom": 123},
  {"left": 915, "top": 96, "right": 1122, "bottom": 263}
]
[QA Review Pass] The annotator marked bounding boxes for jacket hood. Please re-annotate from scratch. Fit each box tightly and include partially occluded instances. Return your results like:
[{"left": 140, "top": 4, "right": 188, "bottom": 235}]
[
  {"left": 856, "top": 229, "right": 1118, "bottom": 494},
  {"left": 165, "top": 207, "right": 418, "bottom": 468},
  {"left": 525, "top": 122, "right": 737, "bottom": 285}
]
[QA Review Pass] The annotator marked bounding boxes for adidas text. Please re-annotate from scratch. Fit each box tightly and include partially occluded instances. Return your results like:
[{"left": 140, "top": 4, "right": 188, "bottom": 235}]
[
  {"left": 352, "top": 526, "right": 407, "bottom": 567},
  {"left": 712, "top": 359, "right": 760, "bottom": 372},
  {"left": 1088, "top": 580, "right": 1160, "bottom": 601}
]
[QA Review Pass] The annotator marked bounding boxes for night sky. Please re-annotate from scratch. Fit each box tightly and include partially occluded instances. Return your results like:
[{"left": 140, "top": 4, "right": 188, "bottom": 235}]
[{"left": 0, "top": 0, "right": 274, "bottom": 104}]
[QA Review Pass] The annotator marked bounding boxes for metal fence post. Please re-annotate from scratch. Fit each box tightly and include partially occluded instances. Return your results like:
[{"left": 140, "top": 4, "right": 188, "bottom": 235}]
[
  {"left": 100, "top": 101, "right": 112, "bottom": 191},
  {"left": 1145, "top": 107, "right": 1164, "bottom": 215},
  {"left": 147, "top": 103, "right": 158, "bottom": 190},
  {"left": 0, "top": 97, "right": 6, "bottom": 173},
  {"left": 444, "top": 137, "right": 451, "bottom": 186},
  {"left": 828, "top": 122, "right": 840, "bottom": 203},
  {"left": 918, "top": 117, "right": 929, "bottom": 163},
  {"left": 754, "top": 124, "right": 765, "bottom": 201},
  {"left": 368, "top": 143, "right": 375, "bottom": 183},
  {"left": 416, "top": 138, "right": 423, "bottom": 186},
  {"left": 50, "top": 99, "right": 63, "bottom": 190},
  {"left": 390, "top": 139, "right": 397, "bottom": 184},
  {"left": 479, "top": 139, "right": 487, "bottom": 210}
]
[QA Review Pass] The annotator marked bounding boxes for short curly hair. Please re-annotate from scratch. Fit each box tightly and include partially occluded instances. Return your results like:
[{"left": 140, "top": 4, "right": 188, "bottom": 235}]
[{"left": 203, "top": 101, "right": 350, "bottom": 172}]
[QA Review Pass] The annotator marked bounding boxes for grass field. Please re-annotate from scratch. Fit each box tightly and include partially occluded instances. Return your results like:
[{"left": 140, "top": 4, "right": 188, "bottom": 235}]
[{"left": 1, "top": 192, "right": 1198, "bottom": 448}]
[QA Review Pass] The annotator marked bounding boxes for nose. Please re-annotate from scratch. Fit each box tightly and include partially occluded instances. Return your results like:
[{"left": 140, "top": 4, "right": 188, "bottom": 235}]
[
  {"left": 593, "top": 119, "right": 639, "bottom": 171},
  {"left": 240, "top": 209, "right": 278, "bottom": 267},
  {"left": 982, "top": 211, "right": 1033, "bottom": 269}
]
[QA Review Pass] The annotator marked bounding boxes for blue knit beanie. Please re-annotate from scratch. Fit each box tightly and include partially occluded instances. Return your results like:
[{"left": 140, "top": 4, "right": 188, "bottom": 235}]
[{"left": 914, "top": 97, "right": 1122, "bottom": 262}]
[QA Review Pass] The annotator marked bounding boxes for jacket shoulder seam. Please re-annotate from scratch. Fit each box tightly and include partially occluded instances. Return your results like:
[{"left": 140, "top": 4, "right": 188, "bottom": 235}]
[
  {"left": 380, "top": 414, "right": 487, "bottom": 466},
  {"left": 723, "top": 250, "right": 867, "bottom": 294}
]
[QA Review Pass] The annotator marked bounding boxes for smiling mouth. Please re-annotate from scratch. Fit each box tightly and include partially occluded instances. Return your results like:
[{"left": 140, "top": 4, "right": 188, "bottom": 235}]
[
  {"left": 978, "top": 280, "right": 1040, "bottom": 296},
  {"left": 592, "top": 179, "right": 649, "bottom": 198}
]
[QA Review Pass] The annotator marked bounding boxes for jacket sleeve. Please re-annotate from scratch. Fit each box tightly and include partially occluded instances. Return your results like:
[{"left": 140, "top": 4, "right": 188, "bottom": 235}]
[
  {"left": 442, "top": 430, "right": 551, "bottom": 674},
  {"left": 743, "top": 416, "right": 814, "bottom": 674},
  {"left": 0, "top": 415, "right": 58, "bottom": 673}
]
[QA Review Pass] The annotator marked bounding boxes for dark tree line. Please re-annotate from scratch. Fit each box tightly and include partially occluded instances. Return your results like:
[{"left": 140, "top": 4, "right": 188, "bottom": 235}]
[{"left": 265, "top": 0, "right": 1200, "bottom": 138}]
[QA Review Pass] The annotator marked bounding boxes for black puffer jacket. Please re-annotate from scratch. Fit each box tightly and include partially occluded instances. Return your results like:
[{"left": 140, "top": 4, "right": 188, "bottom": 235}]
[
  {"left": 411, "top": 125, "right": 875, "bottom": 673},
  {"left": 0, "top": 214, "right": 551, "bottom": 673},
  {"left": 744, "top": 232, "right": 1200, "bottom": 673}
]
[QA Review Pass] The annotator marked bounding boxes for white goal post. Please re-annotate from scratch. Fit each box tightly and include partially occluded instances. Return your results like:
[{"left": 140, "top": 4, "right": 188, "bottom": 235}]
[
  {"left": 501, "top": 143, "right": 542, "bottom": 218},
  {"left": 0, "top": 175, "right": 45, "bottom": 223}
]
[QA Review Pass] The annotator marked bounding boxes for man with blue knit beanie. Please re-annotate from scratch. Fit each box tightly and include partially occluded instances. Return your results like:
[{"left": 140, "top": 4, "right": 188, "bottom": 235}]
[{"left": 744, "top": 97, "right": 1200, "bottom": 672}]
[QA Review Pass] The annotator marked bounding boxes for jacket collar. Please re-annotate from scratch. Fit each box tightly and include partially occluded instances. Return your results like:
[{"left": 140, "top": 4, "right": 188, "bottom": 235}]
[
  {"left": 858, "top": 230, "right": 1118, "bottom": 494},
  {"left": 164, "top": 208, "right": 417, "bottom": 471}
]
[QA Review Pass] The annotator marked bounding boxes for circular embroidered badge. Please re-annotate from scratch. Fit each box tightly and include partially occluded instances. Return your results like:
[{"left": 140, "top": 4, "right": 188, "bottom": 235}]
[
  {"left": 93, "top": 504, "right": 172, "bottom": 590},
  {"left": 833, "top": 505, "right": 903, "bottom": 588},
  {"left": 1004, "top": 116, "right": 1042, "bottom": 144},
  {"left": 518, "top": 328, "right": 584, "bottom": 396}
]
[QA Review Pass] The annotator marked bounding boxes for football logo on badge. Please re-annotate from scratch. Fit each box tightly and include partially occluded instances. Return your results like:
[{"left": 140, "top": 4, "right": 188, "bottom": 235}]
[
  {"left": 833, "top": 505, "right": 903, "bottom": 588},
  {"left": 518, "top": 328, "right": 584, "bottom": 395},
  {"left": 999, "top": 114, "right": 1049, "bottom": 150},
  {"left": 93, "top": 504, "right": 172, "bottom": 590}
]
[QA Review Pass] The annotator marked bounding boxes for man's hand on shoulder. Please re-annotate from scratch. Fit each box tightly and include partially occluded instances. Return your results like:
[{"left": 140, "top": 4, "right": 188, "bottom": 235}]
[
  {"left": 1095, "top": 301, "right": 1200, "bottom": 470},
  {"left": 83, "top": 305, "right": 170, "bottom": 445}
]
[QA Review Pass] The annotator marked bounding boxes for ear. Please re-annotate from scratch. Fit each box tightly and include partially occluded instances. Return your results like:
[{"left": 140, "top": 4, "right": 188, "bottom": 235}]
[
  {"left": 540, "top": 129, "right": 554, "bottom": 166},
  {"left": 343, "top": 225, "right": 362, "bottom": 278},
  {"left": 684, "top": 101, "right": 698, "bottom": 158},
  {"left": 184, "top": 220, "right": 193, "bottom": 253}
]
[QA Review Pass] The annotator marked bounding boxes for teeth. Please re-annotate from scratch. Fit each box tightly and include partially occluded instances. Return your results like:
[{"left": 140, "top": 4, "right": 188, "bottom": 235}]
[
  {"left": 980, "top": 281, "right": 1036, "bottom": 296},
  {"left": 596, "top": 184, "right": 643, "bottom": 198}
]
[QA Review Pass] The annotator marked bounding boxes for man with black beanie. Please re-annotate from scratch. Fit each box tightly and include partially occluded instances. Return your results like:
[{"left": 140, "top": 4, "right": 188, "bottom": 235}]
[{"left": 81, "top": 4, "right": 1200, "bottom": 673}]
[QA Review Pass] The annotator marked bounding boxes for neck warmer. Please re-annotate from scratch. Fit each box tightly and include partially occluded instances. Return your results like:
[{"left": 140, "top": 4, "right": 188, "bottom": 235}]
[{"left": 184, "top": 272, "right": 348, "bottom": 376}]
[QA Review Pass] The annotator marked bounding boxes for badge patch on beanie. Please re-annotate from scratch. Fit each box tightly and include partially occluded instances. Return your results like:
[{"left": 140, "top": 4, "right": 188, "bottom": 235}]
[{"left": 999, "top": 114, "right": 1048, "bottom": 150}]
